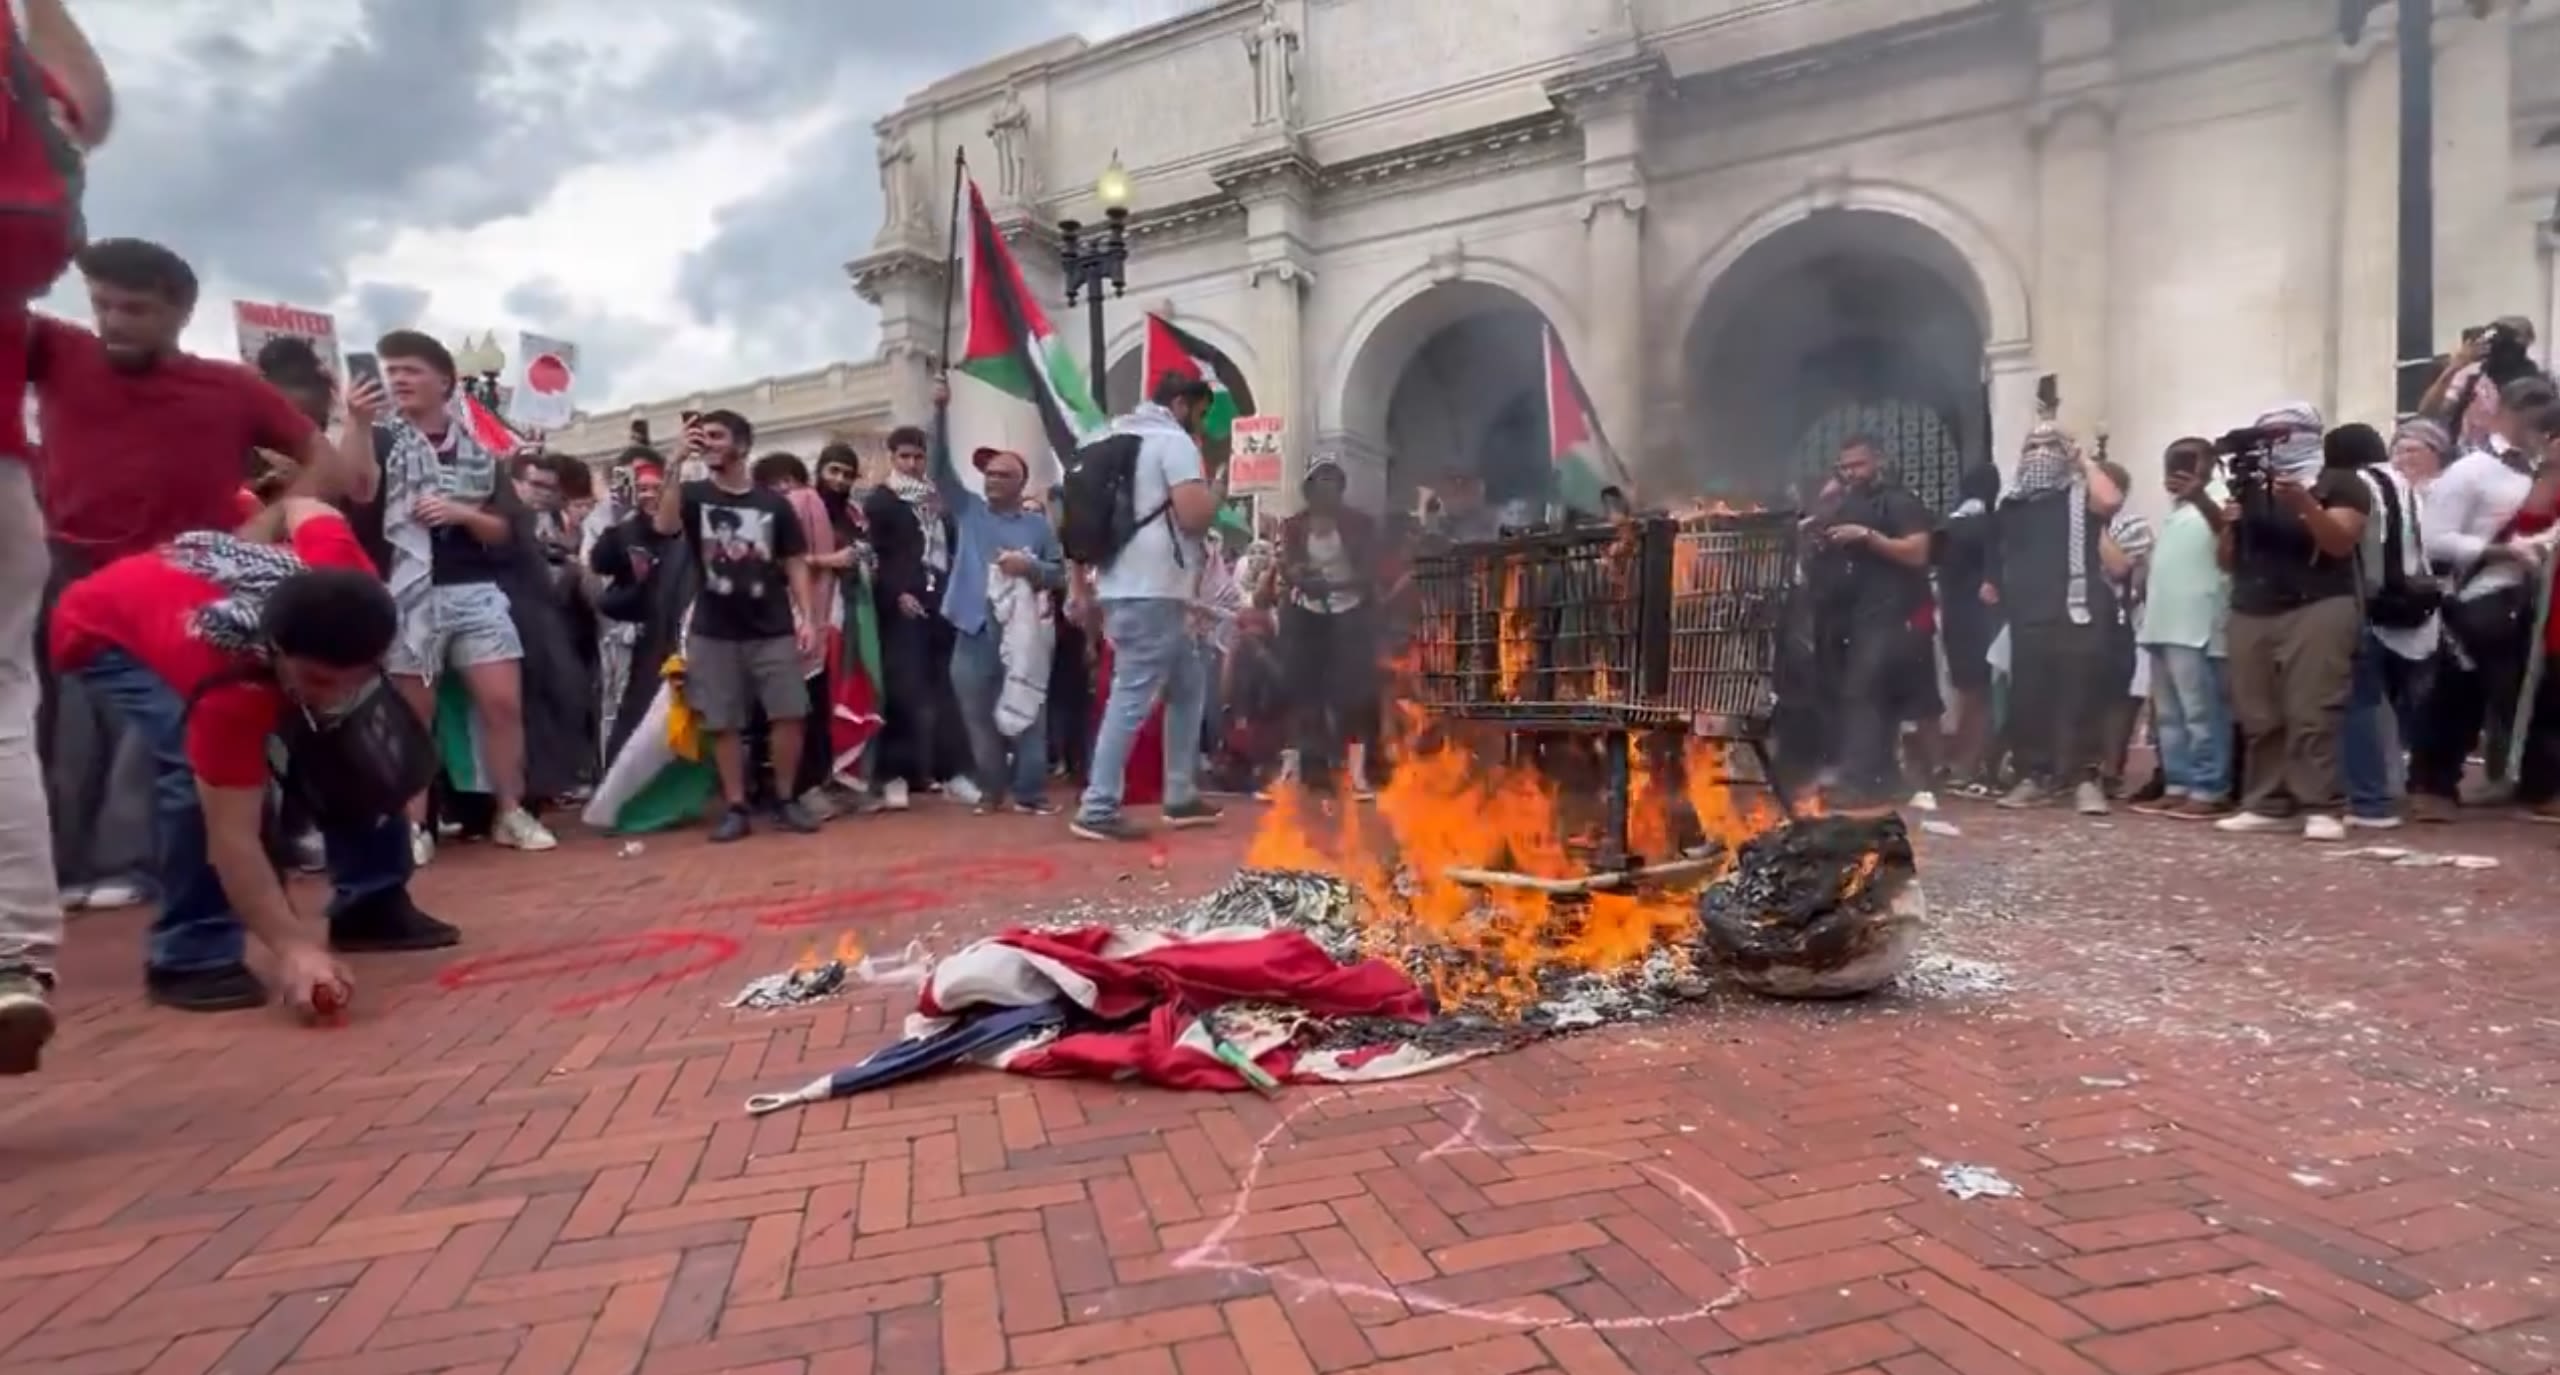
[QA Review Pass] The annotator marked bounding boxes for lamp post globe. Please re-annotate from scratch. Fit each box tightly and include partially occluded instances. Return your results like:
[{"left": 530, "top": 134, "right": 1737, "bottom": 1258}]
[{"left": 1060, "top": 153, "right": 1134, "bottom": 413}]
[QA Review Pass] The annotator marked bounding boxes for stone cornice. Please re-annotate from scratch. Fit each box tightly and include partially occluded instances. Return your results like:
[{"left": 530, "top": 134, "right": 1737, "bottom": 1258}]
[
  {"left": 1211, "top": 139, "right": 1321, "bottom": 202},
  {"left": 1315, "top": 111, "right": 1575, "bottom": 207},
  {"left": 1543, "top": 47, "right": 1669, "bottom": 121},
  {"left": 1680, "top": 4, "right": 2006, "bottom": 103},
  {"left": 1245, "top": 257, "right": 1316, "bottom": 292},
  {"left": 845, "top": 244, "right": 944, "bottom": 305}
]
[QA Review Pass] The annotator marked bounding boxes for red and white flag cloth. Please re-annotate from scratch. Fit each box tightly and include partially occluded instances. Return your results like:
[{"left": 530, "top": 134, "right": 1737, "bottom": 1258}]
[{"left": 906, "top": 925, "right": 1479, "bottom": 1091}]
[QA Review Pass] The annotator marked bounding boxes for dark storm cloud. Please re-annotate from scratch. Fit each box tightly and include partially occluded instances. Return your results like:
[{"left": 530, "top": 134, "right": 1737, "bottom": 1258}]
[
  {"left": 672, "top": 1, "right": 1113, "bottom": 365},
  {"left": 502, "top": 277, "right": 573, "bottom": 320},
  {"left": 351, "top": 282, "right": 433, "bottom": 340}
]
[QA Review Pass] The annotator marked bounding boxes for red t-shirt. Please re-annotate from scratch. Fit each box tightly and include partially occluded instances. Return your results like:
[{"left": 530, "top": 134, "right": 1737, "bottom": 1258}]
[
  {"left": 2, "top": 68, "right": 90, "bottom": 463},
  {"left": 28, "top": 317, "right": 319, "bottom": 561},
  {"left": 49, "top": 514, "right": 377, "bottom": 789}
]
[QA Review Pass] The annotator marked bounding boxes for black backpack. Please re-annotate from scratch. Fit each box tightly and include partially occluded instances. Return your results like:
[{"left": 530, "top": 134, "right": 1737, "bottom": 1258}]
[
  {"left": 1056, "top": 433, "right": 1172, "bottom": 567},
  {"left": 187, "top": 665, "right": 438, "bottom": 825},
  {"left": 2360, "top": 469, "right": 2442, "bottom": 631}
]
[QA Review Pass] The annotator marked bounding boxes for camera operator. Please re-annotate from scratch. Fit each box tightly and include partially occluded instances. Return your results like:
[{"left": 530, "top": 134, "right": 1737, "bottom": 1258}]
[
  {"left": 2407, "top": 376, "right": 2557, "bottom": 821},
  {"left": 2213, "top": 404, "right": 2368, "bottom": 842},
  {"left": 2420, "top": 317, "right": 2539, "bottom": 450}
]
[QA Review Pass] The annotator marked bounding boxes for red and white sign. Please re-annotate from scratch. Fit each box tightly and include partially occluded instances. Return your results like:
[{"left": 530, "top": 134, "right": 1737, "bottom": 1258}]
[
  {"left": 508, "top": 332, "right": 579, "bottom": 430},
  {"left": 1227, "top": 414, "right": 1286, "bottom": 495},
  {"left": 232, "top": 300, "right": 342, "bottom": 378}
]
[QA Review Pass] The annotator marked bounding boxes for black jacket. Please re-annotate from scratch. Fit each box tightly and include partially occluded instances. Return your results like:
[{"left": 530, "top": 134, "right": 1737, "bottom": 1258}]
[{"left": 861, "top": 484, "right": 956, "bottom": 609}]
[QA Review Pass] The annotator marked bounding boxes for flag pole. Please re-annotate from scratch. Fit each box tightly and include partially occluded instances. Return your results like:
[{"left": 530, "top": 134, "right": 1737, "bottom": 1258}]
[{"left": 936, "top": 150, "right": 967, "bottom": 379}]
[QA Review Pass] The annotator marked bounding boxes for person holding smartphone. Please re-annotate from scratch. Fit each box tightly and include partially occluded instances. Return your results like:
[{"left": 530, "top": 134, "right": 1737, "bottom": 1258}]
[{"left": 652, "top": 409, "right": 822, "bottom": 841}]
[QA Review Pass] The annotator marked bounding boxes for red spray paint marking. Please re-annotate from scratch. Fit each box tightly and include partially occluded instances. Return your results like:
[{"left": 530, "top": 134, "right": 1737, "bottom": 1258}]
[
  {"left": 697, "top": 855, "right": 1063, "bottom": 932},
  {"left": 435, "top": 930, "right": 744, "bottom": 1015}
]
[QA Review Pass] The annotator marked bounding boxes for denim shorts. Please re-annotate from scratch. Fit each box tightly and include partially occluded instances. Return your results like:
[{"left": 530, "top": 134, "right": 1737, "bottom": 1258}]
[{"left": 388, "top": 582, "right": 522, "bottom": 679}]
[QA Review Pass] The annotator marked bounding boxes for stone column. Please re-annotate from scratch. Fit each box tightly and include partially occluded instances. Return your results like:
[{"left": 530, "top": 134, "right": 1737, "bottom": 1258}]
[
  {"left": 2543, "top": 216, "right": 2560, "bottom": 355},
  {"left": 1547, "top": 50, "right": 1665, "bottom": 498},
  {"left": 2433, "top": 0, "right": 2520, "bottom": 340},
  {"left": 2026, "top": 0, "right": 2117, "bottom": 438},
  {"left": 2333, "top": 7, "right": 2400, "bottom": 428},
  {"left": 847, "top": 244, "right": 945, "bottom": 430},
  {"left": 1986, "top": 343, "right": 2040, "bottom": 488},
  {"left": 1214, "top": 142, "right": 1320, "bottom": 510}
]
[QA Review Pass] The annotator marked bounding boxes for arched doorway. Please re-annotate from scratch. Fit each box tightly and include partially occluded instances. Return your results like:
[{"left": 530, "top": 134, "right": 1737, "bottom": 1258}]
[
  {"left": 1336, "top": 280, "right": 1553, "bottom": 514},
  {"left": 1683, "top": 211, "right": 1993, "bottom": 513}
]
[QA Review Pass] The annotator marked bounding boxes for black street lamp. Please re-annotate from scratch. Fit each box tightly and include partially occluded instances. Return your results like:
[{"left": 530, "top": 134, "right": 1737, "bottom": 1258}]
[
  {"left": 1059, "top": 155, "right": 1135, "bottom": 413},
  {"left": 2341, "top": 0, "right": 2440, "bottom": 415},
  {"left": 456, "top": 331, "right": 508, "bottom": 412}
]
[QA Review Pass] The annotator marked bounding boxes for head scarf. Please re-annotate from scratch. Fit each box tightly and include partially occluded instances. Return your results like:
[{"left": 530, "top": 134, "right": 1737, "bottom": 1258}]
[
  {"left": 2009, "top": 422, "right": 2094, "bottom": 625},
  {"left": 2254, "top": 402, "right": 2326, "bottom": 483}
]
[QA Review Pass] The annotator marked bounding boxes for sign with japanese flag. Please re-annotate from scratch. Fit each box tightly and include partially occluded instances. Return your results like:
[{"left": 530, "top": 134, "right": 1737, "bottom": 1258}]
[{"left": 508, "top": 333, "right": 579, "bottom": 430}]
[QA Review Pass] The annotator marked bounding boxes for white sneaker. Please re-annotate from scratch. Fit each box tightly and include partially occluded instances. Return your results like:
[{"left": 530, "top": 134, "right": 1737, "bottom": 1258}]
[
  {"left": 2302, "top": 814, "right": 2348, "bottom": 843},
  {"left": 1908, "top": 790, "right": 1939, "bottom": 813},
  {"left": 881, "top": 779, "right": 912, "bottom": 812},
  {"left": 1257, "top": 751, "right": 1302, "bottom": 803},
  {"left": 2074, "top": 781, "right": 2110, "bottom": 817},
  {"left": 2345, "top": 813, "right": 2404, "bottom": 831},
  {"left": 410, "top": 823, "right": 437, "bottom": 868},
  {"left": 943, "top": 776, "right": 983, "bottom": 807},
  {"left": 493, "top": 808, "right": 559, "bottom": 852},
  {"left": 2214, "top": 811, "right": 2291, "bottom": 834},
  {"left": 63, "top": 880, "right": 149, "bottom": 912}
]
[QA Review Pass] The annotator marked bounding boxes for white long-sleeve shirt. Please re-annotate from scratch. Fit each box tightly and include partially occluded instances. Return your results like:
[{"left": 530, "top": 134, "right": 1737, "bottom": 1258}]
[{"left": 2421, "top": 442, "right": 2533, "bottom": 601}]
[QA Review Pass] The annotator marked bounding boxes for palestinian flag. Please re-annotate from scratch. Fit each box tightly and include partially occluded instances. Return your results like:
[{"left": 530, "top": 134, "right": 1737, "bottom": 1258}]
[
  {"left": 1139, "top": 314, "right": 1255, "bottom": 449},
  {"left": 582, "top": 659, "right": 719, "bottom": 835},
  {"left": 957, "top": 177, "right": 1106, "bottom": 472},
  {"left": 1543, "top": 323, "right": 1632, "bottom": 514}
]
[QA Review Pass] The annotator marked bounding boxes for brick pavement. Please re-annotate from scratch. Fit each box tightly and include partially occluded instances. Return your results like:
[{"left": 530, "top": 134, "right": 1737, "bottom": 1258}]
[{"left": 3, "top": 798, "right": 2557, "bottom": 1375}]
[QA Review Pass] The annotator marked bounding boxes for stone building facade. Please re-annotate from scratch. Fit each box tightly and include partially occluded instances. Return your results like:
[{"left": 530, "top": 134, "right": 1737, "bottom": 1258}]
[
  {"left": 542, "top": 361, "right": 896, "bottom": 476},
  {"left": 836, "top": 0, "right": 2557, "bottom": 518}
]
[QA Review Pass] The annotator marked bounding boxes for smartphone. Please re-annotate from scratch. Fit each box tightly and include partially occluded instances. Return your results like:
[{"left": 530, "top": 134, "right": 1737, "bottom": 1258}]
[
  {"left": 346, "top": 351, "right": 384, "bottom": 394},
  {"left": 679, "top": 409, "right": 702, "bottom": 429}
]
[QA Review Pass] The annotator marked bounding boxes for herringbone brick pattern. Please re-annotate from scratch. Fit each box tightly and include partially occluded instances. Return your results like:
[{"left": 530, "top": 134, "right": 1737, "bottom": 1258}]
[{"left": 3, "top": 803, "right": 2556, "bottom": 1374}]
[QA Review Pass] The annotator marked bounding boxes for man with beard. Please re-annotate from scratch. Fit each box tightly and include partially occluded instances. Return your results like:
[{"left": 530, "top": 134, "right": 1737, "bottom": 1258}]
[
  {"left": 1801, "top": 436, "right": 1934, "bottom": 810},
  {"left": 29, "top": 241, "right": 383, "bottom": 905}
]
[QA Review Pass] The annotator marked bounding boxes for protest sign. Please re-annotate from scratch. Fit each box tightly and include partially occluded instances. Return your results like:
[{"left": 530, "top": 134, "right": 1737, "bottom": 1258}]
[{"left": 232, "top": 300, "right": 342, "bottom": 377}]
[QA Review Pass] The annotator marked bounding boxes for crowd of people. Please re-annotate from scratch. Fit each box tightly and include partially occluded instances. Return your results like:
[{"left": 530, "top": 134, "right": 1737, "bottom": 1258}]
[{"left": 1799, "top": 318, "right": 2560, "bottom": 843}]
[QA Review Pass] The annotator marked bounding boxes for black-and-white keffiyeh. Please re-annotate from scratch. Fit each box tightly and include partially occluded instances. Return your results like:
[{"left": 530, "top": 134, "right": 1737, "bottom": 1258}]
[
  {"left": 380, "top": 402, "right": 502, "bottom": 672},
  {"left": 2013, "top": 422, "right": 2094, "bottom": 626},
  {"left": 164, "top": 531, "right": 306, "bottom": 655},
  {"left": 2256, "top": 401, "right": 2326, "bottom": 483},
  {"left": 886, "top": 471, "right": 949, "bottom": 575}
]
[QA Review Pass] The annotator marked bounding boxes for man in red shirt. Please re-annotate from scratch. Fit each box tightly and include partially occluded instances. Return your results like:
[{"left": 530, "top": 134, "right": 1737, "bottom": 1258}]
[
  {"left": 1, "top": 0, "right": 115, "bottom": 1076},
  {"left": 21, "top": 497, "right": 456, "bottom": 1048}
]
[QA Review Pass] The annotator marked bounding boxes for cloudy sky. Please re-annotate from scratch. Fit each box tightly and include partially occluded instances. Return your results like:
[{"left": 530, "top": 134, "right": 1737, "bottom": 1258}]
[{"left": 47, "top": 0, "right": 1202, "bottom": 409}]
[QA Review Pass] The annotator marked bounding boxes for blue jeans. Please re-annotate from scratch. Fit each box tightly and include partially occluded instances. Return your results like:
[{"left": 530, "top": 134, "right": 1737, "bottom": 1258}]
[
  {"left": 948, "top": 625, "right": 1049, "bottom": 807},
  {"left": 2341, "top": 633, "right": 2427, "bottom": 819},
  {"left": 79, "top": 652, "right": 412, "bottom": 974},
  {"left": 2147, "top": 645, "right": 2230, "bottom": 800},
  {"left": 1078, "top": 599, "right": 1205, "bottom": 823}
]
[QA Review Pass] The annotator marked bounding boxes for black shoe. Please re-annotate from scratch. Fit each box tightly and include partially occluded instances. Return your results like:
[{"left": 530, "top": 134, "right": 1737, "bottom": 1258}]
[
  {"left": 774, "top": 799, "right": 822, "bottom": 835},
  {"left": 1070, "top": 813, "right": 1148, "bottom": 843},
  {"left": 1162, "top": 799, "right": 1224, "bottom": 830},
  {"left": 331, "top": 891, "right": 462, "bottom": 954},
  {"left": 145, "top": 963, "right": 269, "bottom": 1013},
  {"left": 710, "top": 807, "right": 752, "bottom": 844}
]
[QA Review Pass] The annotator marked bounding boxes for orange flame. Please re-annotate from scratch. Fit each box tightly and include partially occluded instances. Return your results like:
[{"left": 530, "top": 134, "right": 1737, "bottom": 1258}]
[{"left": 1247, "top": 703, "right": 1787, "bottom": 1015}]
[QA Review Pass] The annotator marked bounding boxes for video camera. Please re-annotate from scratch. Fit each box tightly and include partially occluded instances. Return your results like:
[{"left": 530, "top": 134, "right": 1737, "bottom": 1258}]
[{"left": 2214, "top": 424, "right": 2286, "bottom": 491}]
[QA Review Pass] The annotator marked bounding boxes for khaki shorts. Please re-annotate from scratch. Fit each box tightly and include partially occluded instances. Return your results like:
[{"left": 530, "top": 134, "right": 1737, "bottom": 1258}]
[{"left": 684, "top": 635, "right": 806, "bottom": 732}]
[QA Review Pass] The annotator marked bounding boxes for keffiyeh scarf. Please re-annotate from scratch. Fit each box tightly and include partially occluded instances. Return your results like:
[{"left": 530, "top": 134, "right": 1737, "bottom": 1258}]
[
  {"left": 380, "top": 403, "right": 504, "bottom": 674},
  {"left": 886, "top": 471, "right": 949, "bottom": 575},
  {"left": 2256, "top": 401, "right": 2326, "bottom": 484},
  {"left": 166, "top": 531, "right": 307, "bottom": 655},
  {"left": 2013, "top": 422, "right": 2094, "bottom": 626}
]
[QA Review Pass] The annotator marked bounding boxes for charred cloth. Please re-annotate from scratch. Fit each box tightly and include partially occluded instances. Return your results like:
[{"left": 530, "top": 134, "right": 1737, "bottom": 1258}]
[{"left": 1696, "top": 813, "right": 1924, "bottom": 999}]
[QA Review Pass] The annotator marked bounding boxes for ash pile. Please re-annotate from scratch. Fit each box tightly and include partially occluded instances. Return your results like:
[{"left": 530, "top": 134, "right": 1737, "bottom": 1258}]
[{"left": 1168, "top": 812, "right": 1925, "bottom": 1046}]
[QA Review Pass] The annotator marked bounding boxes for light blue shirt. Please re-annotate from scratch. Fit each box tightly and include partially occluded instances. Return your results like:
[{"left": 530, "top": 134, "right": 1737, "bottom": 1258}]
[
  {"left": 928, "top": 416, "right": 1065, "bottom": 638},
  {"left": 2138, "top": 494, "right": 2230, "bottom": 656}
]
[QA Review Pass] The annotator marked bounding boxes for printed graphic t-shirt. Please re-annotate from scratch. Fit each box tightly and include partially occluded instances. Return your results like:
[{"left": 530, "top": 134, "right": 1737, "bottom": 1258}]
[
  {"left": 48, "top": 513, "right": 380, "bottom": 788},
  {"left": 677, "top": 480, "right": 806, "bottom": 642}
]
